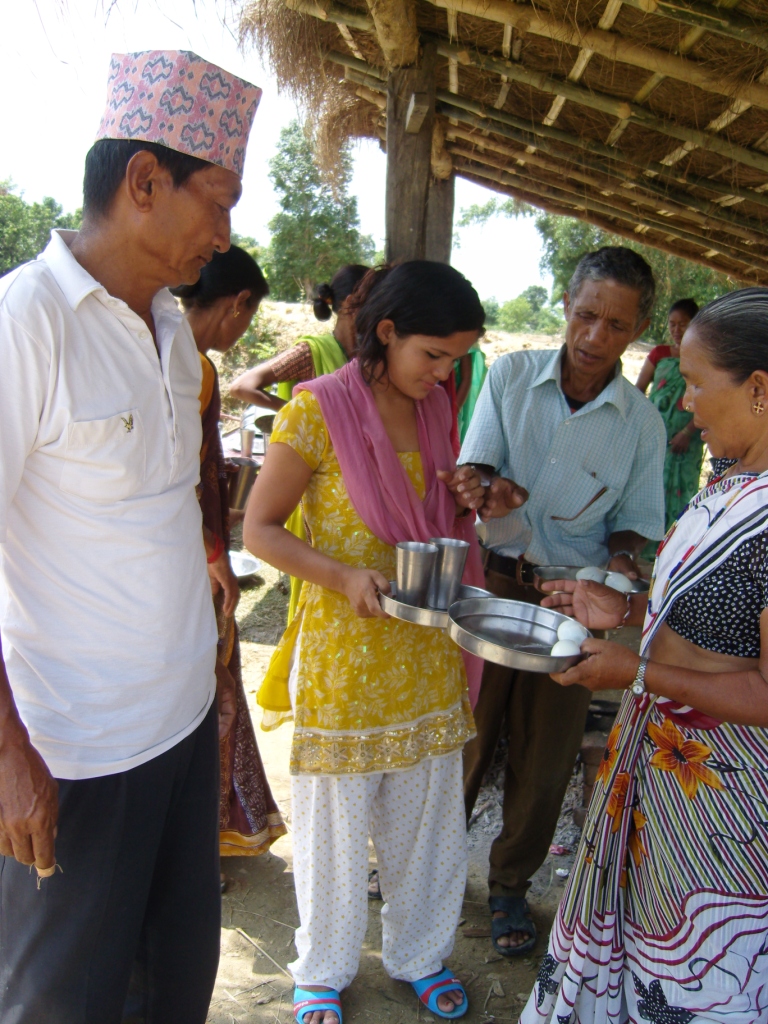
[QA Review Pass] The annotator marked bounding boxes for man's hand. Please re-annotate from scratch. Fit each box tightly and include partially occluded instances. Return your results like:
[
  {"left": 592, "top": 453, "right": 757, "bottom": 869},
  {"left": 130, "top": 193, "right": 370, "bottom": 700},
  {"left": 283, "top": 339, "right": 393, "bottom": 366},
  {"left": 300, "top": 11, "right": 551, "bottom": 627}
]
[
  {"left": 0, "top": 720, "right": 58, "bottom": 870},
  {"left": 215, "top": 660, "right": 237, "bottom": 739},
  {"left": 436, "top": 467, "right": 486, "bottom": 513},
  {"left": 540, "top": 578, "right": 629, "bottom": 630},
  {"left": 606, "top": 552, "right": 640, "bottom": 580},
  {"left": 478, "top": 476, "right": 528, "bottom": 522},
  {"left": 208, "top": 549, "right": 240, "bottom": 617}
]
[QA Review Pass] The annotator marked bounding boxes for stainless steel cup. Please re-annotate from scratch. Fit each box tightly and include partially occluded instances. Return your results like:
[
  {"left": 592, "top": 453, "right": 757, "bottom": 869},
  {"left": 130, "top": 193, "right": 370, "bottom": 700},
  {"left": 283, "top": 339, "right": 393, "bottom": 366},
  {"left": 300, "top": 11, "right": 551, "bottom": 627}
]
[
  {"left": 396, "top": 541, "right": 438, "bottom": 606},
  {"left": 228, "top": 457, "right": 258, "bottom": 511},
  {"left": 427, "top": 537, "right": 470, "bottom": 609},
  {"left": 240, "top": 428, "right": 255, "bottom": 458}
]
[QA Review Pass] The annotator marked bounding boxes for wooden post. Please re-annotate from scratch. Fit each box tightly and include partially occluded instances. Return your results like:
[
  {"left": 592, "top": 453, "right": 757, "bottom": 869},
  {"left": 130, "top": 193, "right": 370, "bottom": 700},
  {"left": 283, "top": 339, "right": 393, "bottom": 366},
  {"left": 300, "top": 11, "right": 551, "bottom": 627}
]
[
  {"left": 425, "top": 173, "right": 455, "bottom": 263},
  {"left": 385, "top": 42, "right": 436, "bottom": 261}
]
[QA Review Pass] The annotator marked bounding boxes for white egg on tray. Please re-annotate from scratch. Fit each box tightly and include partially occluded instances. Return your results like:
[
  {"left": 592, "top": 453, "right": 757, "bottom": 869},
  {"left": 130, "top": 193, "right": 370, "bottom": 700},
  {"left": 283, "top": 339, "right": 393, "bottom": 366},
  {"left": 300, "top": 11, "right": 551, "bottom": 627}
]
[
  {"left": 575, "top": 566, "right": 607, "bottom": 583},
  {"left": 550, "top": 639, "right": 582, "bottom": 657},
  {"left": 557, "top": 619, "right": 589, "bottom": 644},
  {"left": 604, "top": 571, "right": 633, "bottom": 593}
]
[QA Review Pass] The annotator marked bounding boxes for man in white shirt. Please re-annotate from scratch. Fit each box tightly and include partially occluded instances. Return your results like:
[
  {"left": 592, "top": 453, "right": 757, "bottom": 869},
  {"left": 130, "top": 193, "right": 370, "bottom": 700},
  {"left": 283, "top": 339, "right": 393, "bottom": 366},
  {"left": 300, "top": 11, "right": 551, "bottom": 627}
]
[
  {"left": 0, "top": 50, "right": 260, "bottom": 1023},
  {"left": 460, "top": 248, "right": 666, "bottom": 959}
]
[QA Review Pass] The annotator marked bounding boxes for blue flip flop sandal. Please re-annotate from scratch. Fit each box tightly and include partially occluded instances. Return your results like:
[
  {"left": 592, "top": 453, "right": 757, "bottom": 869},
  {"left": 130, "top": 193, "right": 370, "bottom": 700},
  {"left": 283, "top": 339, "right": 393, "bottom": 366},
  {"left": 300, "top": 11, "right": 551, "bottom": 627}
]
[
  {"left": 411, "top": 967, "right": 468, "bottom": 1019},
  {"left": 294, "top": 986, "right": 342, "bottom": 1024}
]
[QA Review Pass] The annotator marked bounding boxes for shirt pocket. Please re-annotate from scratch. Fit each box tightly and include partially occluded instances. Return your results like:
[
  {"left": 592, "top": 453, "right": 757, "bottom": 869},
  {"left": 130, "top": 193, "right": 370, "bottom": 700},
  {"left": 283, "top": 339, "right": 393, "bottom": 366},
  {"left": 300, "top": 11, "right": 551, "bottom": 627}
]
[
  {"left": 60, "top": 409, "right": 146, "bottom": 503},
  {"left": 548, "top": 467, "right": 618, "bottom": 538}
]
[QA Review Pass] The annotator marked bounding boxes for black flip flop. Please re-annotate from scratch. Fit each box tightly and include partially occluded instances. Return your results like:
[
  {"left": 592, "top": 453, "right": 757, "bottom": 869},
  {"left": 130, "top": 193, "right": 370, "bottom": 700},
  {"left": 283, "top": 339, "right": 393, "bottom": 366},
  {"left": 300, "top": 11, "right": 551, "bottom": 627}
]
[
  {"left": 489, "top": 895, "right": 536, "bottom": 957},
  {"left": 368, "top": 869, "right": 382, "bottom": 900}
]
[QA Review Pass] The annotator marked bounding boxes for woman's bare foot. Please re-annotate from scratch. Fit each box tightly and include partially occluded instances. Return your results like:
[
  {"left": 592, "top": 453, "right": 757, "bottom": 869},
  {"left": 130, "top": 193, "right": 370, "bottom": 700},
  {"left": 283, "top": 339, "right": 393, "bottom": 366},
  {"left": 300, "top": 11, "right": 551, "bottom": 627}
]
[{"left": 295, "top": 985, "right": 340, "bottom": 1024}]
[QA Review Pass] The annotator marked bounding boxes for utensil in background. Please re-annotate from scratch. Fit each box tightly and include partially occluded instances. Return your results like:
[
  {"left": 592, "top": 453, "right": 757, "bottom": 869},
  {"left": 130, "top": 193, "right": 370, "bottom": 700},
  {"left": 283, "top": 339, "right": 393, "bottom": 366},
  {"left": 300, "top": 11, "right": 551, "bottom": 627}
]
[
  {"left": 240, "top": 428, "right": 255, "bottom": 459},
  {"left": 427, "top": 537, "right": 470, "bottom": 609},
  {"left": 255, "top": 414, "right": 275, "bottom": 450},
  {"left": 229, "top": 550, "right": 261, "bottom": 579},
  {"left": 396, "top": 541, "right": 438, "bottom": 606},
  {"left": 228, "top": 457, "right": 258, "bottom": 511}
]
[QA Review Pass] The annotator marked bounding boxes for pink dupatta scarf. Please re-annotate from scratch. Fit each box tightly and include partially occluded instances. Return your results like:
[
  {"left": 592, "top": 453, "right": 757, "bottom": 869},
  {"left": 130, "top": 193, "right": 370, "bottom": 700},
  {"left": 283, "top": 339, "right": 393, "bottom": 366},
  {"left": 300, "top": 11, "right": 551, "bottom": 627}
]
[{"left": 296, "top": 359, "right": 485, "bottom": 707}]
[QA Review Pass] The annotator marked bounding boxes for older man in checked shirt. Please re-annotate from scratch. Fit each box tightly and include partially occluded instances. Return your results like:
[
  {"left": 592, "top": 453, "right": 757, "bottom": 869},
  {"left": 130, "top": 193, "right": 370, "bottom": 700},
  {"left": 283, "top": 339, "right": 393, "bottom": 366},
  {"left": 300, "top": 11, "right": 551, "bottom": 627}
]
[{"left": 460, "top": 247, "right": 666, "bottom": 956}]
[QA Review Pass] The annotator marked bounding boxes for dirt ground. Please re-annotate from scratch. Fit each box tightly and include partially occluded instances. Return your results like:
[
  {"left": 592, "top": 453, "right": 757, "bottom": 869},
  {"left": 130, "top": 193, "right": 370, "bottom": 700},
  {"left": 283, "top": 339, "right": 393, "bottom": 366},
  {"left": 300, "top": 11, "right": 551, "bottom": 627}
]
[{"left": 206, "top": 323, "right": 654, "bottom": 1023}]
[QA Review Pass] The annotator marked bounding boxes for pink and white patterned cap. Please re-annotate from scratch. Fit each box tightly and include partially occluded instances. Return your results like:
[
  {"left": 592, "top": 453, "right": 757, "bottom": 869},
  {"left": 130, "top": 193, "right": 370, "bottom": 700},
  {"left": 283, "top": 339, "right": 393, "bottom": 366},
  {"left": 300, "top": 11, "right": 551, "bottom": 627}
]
[{"left": 96, "top": 50, "right": 262, "bottom": 178}]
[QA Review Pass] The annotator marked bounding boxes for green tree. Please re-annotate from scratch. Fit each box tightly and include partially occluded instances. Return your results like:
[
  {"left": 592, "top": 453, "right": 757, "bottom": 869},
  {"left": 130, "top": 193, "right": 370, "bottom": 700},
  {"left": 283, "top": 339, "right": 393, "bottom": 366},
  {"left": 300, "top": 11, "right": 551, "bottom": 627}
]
[
  {"left": 264, "top": 122, "right": 374, "bottom": 301},
  {"left": 498, "top": 295, "right": 533, "bottom": 332},
  {"left": 0, "top": 181, "right": 82, "bottom": 275},
  {"left": 520, "top": 285, "right": 548, "bottom": 313},
  {"left": 482, "top": 297, "right": 500, "bottom": 325}
]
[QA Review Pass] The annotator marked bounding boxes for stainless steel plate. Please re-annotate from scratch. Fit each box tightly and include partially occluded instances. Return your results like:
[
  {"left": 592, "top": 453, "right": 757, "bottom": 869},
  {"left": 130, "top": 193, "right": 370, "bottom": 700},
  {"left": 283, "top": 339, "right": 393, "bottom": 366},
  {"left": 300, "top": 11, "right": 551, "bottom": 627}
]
[
  {"left": 630, "top": 577, "right": 650, "bottom": 594},
  {"left": 229, "top": 550, "right": 261, "bottom": 579},
  {"left": 448, "top": 597, "right": 591, "bottom": 671},
  {"left": 379, "top": 583, "right": 492, "bottom": 629}
]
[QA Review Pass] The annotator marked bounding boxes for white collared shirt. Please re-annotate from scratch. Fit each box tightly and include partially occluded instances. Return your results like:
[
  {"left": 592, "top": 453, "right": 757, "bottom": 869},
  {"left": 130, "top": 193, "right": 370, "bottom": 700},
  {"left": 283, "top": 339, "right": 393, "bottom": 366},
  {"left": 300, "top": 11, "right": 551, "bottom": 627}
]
[
  {"left": 460, "top": 346, "right": 666, "bottom": 566},
  {"left": 0, "top": 231, "right": 217, "bottom": 779}
]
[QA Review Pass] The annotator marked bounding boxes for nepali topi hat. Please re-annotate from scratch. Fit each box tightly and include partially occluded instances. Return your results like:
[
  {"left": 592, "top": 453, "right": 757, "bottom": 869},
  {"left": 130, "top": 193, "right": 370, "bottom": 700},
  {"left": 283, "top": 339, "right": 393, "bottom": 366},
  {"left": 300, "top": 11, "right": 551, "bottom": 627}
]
[{"left": 96, "top": 50, "right": 262, "bottom": 178}]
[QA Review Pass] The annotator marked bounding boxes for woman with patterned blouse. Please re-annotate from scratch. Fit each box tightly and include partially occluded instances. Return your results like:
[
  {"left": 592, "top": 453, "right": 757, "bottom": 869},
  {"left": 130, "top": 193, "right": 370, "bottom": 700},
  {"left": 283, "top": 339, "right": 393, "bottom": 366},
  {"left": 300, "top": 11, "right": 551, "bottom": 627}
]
[
  {"left": 526, "top": 288, "right": 768, "bottom": 1024},
  {"left": 244, "top": 262, "right": 488, "bottom": 1024}
]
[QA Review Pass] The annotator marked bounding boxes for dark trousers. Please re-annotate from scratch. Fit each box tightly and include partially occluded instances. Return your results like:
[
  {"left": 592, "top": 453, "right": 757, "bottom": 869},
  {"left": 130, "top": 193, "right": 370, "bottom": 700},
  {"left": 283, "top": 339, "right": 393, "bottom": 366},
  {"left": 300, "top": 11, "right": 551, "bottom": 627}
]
[
  {"left": 0, "top": 702, "right": 221, "bottom": 1024},
  {"left": 463, "top": 570, "right": 592, "bottom": 899}
]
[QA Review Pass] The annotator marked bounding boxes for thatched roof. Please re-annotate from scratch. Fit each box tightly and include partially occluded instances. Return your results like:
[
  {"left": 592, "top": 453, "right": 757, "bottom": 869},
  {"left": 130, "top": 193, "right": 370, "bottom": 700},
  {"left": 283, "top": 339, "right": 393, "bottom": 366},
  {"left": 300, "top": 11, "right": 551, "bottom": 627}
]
[{"left": 240, "top": 0, "right": 768, "bottom": 282}]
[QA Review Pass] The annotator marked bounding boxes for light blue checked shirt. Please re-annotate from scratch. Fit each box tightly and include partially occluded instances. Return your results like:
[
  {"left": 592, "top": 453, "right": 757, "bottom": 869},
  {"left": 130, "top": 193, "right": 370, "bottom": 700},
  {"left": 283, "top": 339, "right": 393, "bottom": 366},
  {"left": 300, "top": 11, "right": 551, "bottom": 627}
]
[{"left": 460, "top": 346, "right": 666, "bottom": 567}]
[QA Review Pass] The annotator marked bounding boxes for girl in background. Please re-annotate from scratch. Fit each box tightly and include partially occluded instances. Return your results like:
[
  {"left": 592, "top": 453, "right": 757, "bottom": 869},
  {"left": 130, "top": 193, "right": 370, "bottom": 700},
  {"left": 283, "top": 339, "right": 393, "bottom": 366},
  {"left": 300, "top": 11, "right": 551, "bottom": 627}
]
[
  {"left": 245, "top": 262, "right": 488, "bottom": 1024},
  {"left": 174, "top": 246, "right": 287, "bottom": 861}
]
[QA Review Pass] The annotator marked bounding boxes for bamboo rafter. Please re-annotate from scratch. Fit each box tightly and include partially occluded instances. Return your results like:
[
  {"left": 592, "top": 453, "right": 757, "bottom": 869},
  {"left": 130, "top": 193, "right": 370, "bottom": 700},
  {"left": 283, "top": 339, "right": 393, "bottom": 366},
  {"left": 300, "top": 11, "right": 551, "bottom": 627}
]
[{"left": 622, "top": 0, "right": 768, "bottom": 53}]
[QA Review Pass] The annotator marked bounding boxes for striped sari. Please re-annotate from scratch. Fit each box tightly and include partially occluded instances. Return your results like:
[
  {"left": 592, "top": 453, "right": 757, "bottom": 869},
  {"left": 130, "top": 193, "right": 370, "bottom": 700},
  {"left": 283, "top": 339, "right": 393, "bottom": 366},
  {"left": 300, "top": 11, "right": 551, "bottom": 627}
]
[{"left": 522, "top": 470, "right": 768, "bottom": 1024}]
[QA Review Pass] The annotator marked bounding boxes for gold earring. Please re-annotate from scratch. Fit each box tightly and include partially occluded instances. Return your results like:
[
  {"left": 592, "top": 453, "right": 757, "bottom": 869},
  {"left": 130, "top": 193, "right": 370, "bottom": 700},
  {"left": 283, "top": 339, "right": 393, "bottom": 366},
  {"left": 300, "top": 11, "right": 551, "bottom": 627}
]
[
  {"left": 232, "top": 309, "right": 240, "bottom": 319},
  {"left": 754, "top": 399, "right": 765, "bottom": 415},
  {"left": 685, "top": 404, "right": 693, "bottom": 412}
]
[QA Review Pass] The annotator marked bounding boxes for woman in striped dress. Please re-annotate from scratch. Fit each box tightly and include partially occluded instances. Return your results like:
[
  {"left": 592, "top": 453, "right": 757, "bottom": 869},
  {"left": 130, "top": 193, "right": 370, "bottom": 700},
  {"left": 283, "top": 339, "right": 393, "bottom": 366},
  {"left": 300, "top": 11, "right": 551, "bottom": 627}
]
[{"left": 525, "top": 288, "right": 768, "bottom": 1023}]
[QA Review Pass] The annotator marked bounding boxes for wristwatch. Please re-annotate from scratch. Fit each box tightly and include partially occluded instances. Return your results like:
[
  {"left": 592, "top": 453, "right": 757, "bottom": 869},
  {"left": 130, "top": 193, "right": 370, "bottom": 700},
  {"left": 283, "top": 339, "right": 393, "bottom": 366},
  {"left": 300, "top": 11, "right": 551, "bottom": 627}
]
[
  {"left": 610, "top": 549, "right": 636, "bottom": 562},
  {"left": 631, "top": 656, "right": 649, "bottom": 697}
]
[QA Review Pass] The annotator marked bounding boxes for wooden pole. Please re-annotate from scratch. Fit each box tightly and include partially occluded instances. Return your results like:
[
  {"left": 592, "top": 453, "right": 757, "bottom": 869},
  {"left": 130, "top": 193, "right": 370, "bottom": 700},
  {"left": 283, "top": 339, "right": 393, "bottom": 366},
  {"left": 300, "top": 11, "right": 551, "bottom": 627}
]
[
  {"left": 425, "top": 174, "right": 455, "bottom": 261},
  {"left": 386, "top": 41, "right": 437, "bottom": 261},
  {"left": 622, "top": 0, "right": 768, "bottom": 53}
]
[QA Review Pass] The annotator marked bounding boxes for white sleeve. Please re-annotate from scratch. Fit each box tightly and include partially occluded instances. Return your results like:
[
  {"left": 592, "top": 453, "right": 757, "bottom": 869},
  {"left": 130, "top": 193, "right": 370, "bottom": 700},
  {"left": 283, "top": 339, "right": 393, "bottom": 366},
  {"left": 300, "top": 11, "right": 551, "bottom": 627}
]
[{"left": 0, "top": 308, "right": 50, "bottom": 542}]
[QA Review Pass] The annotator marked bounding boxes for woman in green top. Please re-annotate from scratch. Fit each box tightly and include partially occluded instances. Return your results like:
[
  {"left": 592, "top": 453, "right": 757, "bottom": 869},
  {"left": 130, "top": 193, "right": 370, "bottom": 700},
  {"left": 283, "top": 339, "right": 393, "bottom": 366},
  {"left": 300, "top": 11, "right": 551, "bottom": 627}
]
[
  {"left": 229, "top": 264, "right": 369, "bottom": 411},
  {"left": 636, "top": 297, "right": 704, "bottom": 539},
  {"left": 229, "top": 264, "right": 370, "bottom": 622}
]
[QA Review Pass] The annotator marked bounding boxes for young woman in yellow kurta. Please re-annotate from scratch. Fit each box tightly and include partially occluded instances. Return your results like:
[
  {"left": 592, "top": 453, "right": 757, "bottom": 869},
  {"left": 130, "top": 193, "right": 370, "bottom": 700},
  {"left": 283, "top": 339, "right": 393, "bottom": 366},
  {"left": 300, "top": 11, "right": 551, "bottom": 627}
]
[{"left": 245, "top": 262, "right": 488, "bottom": 1024}]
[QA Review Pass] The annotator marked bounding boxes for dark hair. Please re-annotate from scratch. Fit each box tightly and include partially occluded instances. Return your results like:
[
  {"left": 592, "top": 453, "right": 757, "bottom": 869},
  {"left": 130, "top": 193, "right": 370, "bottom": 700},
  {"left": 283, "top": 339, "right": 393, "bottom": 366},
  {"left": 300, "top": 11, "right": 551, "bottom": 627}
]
[
  {"left": 689, "top": 287, "right": 768, "bottom": 384},
  {"left": 172, "top": 245, "right": 269, "bottom": 310},
  {"left": 668, "top": 297, "right": 699, "bottom": 320},
  {"left": 350, "top": 261, "right": 485, "bottom": 383},
  {"left": 313, "top": 264, "right": 370, "bottom": 322},
  {"left": 83, "top": 138, "right": 211, "bottom": 219},
  {"left": 568, "top": 246, "right": 655, "bottom": 324}
]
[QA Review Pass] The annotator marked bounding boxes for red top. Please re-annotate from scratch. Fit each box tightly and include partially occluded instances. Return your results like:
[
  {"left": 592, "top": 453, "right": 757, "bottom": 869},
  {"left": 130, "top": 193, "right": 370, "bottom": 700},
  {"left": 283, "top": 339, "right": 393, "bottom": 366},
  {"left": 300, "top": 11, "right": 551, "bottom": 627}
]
[{"left": 647, "top": 344, "right": 673, "bottom": 367}]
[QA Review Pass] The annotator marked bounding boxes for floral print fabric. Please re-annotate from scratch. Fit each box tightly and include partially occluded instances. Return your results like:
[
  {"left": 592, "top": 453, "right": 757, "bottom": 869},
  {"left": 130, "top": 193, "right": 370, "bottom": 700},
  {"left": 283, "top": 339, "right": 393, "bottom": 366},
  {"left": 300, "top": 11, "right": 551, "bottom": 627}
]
[{"left": 269, "top": 390, "right": 474, "bottom": 776}]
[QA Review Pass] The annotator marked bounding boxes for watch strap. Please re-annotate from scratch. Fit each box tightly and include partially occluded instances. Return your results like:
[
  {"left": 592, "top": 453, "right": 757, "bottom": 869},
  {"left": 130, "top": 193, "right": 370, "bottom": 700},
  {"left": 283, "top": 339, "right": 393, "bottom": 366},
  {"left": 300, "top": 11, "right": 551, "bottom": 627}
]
[{"left": 631, "top": 656, "right": 649, "bottom": 697}]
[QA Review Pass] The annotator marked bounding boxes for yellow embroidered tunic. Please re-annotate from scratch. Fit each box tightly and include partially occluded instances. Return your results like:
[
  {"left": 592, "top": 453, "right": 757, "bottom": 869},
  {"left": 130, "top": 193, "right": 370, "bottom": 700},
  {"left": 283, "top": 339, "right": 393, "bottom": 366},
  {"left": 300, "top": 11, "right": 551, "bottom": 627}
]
[{"left": 259, "top": 390, "right": 475, "bottom": 775}]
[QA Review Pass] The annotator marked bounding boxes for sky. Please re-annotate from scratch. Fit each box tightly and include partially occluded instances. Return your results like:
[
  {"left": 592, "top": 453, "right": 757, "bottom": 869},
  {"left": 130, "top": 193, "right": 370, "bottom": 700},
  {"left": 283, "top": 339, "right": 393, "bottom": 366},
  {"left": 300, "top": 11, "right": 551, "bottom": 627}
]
[{"left": 2, "top": 0, "right": 550, "bottom": 303}]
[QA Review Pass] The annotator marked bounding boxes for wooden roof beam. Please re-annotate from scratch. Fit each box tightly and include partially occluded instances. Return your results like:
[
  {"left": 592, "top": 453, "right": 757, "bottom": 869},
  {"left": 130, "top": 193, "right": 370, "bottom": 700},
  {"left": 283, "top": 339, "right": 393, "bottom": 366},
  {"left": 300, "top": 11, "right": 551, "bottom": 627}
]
[
  {"left": 456, "top": 167, "right": 762, "bottom": 282},
  {"left": 453, "top": 156, "right": 768, "bottom": 275},
  {"left": 450, "top": 150, "right": 768, "bottom": 271},
  {"left": 365, "top": 0, "right": 420, "bottom": 67},
  {"left": 425, "top": 0, "right": 768, "bottom": 111},
  {"left": 622, "top": 0, "right": 768, "bottom": 53},
  {"left": 330, "top": 52, "right": 768, "bottom": 210}
]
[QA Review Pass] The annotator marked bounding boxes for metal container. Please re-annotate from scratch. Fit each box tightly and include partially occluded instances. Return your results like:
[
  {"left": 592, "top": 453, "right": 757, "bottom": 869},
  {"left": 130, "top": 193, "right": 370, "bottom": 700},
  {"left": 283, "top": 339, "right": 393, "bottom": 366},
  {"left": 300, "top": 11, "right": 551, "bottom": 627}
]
[
  {"left": 427, "top": 537, "right": 470, "bottom": 609},
  {"left": 255, "top": 413, "right": 275, "bottom": 449},
  {"left": 380, "top": 582, "right": 492, "bottom": 628},
  {"left": 229, "top": 550, "right": 261, "bottom": 579},
  {"left": 448, "top": 597, "right": 591, "bottom": 672},
  {"left": 240, "top": 427, "right": 255, "bottom": 458},
  {"left": 532, "top": 565, "right": 581, "bottom": 590},
  {"left": 396, "top": 541, "right": 438, "bottom": 606},
  {"left": 228, "top": 457, "right": 258, "bottom": 511}
]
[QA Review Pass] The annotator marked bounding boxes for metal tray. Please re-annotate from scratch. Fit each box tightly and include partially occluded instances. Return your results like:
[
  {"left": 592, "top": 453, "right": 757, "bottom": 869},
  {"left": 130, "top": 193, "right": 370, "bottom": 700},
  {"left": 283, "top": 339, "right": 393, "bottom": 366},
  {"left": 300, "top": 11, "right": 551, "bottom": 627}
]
[
  {"left": 379, "top": 583, "right": 492, "bottom": 629},
  {"left": 229, "top": 550, "right": 261, "bottom": 579},
  {"left": 448, "top": 597, "right": 591, "bottom": 672}
]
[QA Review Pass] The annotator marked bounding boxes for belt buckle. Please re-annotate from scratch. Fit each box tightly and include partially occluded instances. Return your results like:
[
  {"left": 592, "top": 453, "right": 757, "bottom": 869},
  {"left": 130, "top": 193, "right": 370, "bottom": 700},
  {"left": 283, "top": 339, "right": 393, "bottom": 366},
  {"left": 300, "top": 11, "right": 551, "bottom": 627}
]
[{"left": 516, "top": 559, "right": 535, "bottom": 586}]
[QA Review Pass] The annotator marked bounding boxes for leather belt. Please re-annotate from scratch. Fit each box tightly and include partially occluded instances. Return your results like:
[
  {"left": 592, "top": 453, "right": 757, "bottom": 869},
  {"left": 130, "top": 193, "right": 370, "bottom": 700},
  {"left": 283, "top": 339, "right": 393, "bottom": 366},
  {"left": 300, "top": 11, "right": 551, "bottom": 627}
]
[{"left": 482, "top": 549, "right": 536, "bottom": 586}]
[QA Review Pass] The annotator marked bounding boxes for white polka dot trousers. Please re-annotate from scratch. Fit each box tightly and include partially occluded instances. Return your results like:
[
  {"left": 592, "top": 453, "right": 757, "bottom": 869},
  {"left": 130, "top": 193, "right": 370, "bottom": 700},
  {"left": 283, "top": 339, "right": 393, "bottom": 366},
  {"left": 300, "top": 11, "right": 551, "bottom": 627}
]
[{"left": 288, "top": 751, "right": 467, "bottom": 992}]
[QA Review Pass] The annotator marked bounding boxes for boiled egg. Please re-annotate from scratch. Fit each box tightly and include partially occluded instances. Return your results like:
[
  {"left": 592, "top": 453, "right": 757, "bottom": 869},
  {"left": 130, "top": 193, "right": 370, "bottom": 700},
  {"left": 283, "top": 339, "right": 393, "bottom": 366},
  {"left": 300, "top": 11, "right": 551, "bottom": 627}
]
[
  {"left": 550, "top": 639, "right": 582, "bottom": 657},
  {"left": 575, "top": 566, "right": 607, "bottom": 584},
  {"left": 604, "top": 571, "right": 633, "bottom": 593},
  {"left": 557, "top": 620, "right": 589, "bottom": 644}
]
